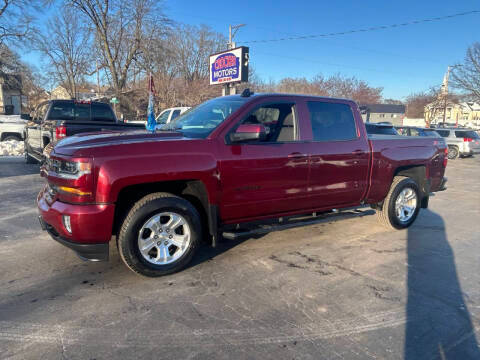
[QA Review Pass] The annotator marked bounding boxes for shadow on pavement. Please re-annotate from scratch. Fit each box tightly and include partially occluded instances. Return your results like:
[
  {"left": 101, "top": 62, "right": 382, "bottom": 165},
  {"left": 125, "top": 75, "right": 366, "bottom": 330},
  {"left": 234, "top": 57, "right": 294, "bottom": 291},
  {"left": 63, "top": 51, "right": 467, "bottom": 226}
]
[
  {"left": 186, "top": 208, "right": 376, "bottom": 270},
  {"left": 0, "top": 157, "right": 39, "bottom": 178},
  {"left": 405, "top": 209, "right": 479, "bottom": 359}
]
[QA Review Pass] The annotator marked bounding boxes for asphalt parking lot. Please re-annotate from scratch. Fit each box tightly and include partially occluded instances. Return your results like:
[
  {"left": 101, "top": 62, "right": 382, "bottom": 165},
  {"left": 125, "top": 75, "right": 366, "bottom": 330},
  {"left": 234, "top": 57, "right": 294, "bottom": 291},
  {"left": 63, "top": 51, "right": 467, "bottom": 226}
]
[{"left": 1, "top": 155, "right": 480, "bottom": 359}]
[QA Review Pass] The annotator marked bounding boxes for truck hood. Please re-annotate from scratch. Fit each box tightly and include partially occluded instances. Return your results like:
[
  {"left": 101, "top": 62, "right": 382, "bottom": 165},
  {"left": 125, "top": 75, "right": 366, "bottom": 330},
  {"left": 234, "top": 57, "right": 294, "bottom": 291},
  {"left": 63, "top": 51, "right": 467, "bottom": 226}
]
[{"left": 53, "top": 130, "right": 185, "bottom": 156}]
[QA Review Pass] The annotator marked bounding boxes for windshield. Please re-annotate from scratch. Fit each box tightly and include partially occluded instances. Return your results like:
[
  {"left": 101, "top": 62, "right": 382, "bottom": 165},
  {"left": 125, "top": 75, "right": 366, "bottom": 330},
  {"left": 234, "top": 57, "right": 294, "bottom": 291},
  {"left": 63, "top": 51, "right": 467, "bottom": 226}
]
[
  {"left": 160, "top": 97, "right": 249, "bottom": 138},
  {"left": 156, "top": 110, "right": 170, "bottom": 125}
]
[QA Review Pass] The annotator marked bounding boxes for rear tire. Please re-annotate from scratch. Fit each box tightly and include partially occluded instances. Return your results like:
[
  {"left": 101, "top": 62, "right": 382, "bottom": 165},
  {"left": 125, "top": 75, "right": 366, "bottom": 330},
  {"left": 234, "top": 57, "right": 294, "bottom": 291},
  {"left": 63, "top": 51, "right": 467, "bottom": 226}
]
[
  {"left": 447, "top": 146, "right": 459, "bottom": 160},
  {"left": 117, "top": 192, "right": 202, "bottom": 277},
  {"left": 377, "top": 176, "right": 420, "bottom": 230}
]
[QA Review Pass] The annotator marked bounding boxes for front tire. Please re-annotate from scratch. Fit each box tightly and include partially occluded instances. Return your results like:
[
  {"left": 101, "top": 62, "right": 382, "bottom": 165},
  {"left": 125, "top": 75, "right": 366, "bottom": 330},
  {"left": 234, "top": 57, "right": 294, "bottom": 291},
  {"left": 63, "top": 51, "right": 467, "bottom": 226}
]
[
  {"left": 377, "top": 176, "right": 420, "bottom": 230},
  {"left": 117, "top": 192, "right": 202, "bottom": 277}
]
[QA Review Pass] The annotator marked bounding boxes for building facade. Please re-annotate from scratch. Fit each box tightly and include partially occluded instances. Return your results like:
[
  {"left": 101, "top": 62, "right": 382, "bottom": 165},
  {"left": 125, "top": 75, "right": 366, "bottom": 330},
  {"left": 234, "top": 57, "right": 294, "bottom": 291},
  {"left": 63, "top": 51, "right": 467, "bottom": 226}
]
[
  {"left": 425, "top": 101, "right": 480, "bottom": 128},
  {"left": 360, "top": 104, "right": 406, "bottom": 126},
  {"left": 0, "top": 74, "right": 23, "bottom": 115}
]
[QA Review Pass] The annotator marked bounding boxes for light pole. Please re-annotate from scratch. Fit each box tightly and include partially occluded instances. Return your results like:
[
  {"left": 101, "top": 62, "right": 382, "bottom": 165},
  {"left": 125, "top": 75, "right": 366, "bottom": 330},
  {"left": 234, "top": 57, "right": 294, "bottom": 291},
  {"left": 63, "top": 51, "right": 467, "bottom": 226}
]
[
  {"left": 442, "top": 65, "right": 461, "bottom": 126},
  {"left": 222, "top": 24, "right": 246, "bottom": 96}
]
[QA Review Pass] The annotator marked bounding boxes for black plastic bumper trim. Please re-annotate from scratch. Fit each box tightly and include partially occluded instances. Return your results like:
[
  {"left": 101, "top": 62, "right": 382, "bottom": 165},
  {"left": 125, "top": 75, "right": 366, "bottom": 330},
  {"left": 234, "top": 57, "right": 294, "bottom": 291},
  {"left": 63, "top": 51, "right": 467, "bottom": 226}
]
[{"left": 39, "top": 216, "right": 109, "bottom": 261}]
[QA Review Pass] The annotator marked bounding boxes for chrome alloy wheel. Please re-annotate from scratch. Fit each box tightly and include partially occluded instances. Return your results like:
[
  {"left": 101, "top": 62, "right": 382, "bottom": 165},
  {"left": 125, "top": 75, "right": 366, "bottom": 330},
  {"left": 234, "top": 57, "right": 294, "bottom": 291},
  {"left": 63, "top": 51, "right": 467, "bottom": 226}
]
[
  {"left": 395, "top": 187, "right": 417, "bottom": 223},
  {"left": 137, "top": 212, "right": 191, "bottom": 265}
]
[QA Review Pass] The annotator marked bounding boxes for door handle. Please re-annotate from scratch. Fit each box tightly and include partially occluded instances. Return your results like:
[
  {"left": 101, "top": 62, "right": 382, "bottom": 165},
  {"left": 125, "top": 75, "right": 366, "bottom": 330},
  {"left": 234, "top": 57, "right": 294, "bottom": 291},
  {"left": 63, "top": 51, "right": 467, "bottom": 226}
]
[
  {"left": 288, "top": 152, "right": 308, "bottom": 158},
  {"left": 352, "top": 150, "right": 364, "bottom": 156}
]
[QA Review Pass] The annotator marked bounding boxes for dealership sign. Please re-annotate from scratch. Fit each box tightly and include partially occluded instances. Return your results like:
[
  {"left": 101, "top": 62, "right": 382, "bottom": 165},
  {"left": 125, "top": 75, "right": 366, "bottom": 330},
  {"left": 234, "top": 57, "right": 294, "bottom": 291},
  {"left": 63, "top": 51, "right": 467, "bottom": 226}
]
[{"left": 209, "top": 46, "right": 249, "bottom": 85}]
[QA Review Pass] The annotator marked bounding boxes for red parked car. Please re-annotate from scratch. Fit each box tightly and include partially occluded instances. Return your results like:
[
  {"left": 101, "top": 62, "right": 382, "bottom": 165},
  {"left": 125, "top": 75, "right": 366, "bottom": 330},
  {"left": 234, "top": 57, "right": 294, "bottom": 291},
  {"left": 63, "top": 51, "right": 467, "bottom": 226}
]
[{"left": 37, "top": 91, "right": 448, "bottom": 276}]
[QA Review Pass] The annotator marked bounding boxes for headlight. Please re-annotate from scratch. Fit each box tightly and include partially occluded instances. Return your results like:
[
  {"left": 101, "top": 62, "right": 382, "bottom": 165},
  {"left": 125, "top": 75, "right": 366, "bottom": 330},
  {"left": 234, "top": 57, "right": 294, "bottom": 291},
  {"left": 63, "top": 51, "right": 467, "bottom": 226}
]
[{"left": 49, "top": 158, "right": 92, "bottom": 179}]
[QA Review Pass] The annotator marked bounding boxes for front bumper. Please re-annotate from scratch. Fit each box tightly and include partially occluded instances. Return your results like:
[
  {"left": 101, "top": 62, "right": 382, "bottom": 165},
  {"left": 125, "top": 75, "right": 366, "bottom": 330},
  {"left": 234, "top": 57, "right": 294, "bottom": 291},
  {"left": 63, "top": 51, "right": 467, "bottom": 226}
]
[
  {"left": 37, "top": 186, "right": 114, "bottom": 261},
  {"left": 39, "top": 216, "right": 109, "bottom": 261}
]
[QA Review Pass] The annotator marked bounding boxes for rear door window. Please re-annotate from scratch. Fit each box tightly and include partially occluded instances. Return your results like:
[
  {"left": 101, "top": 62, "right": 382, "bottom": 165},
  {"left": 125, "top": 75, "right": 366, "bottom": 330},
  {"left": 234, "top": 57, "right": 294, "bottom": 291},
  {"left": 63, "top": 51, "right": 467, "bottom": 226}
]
[
  {"left": 307, "top": 101, "right": 357, "bottom": 141},
  {"left": 91, "top": 103, "right": 116, "bottom": 122},
  {"left": 435, "top": 130, "right": 450, "bottom": 137}
]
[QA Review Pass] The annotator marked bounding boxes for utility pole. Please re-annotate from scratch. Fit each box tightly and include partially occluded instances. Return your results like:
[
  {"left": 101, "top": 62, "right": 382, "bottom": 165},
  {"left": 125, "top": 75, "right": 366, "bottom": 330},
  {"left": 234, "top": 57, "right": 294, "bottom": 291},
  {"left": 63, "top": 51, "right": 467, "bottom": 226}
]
[
  {"left": 441, "top": 65, "right": 461, "bottom": 126},
  {"left": 223, "top": 24, "right": 245, "bottom": 96},
  {"left": 96, "top": 59, "right": 100, "bottom": 97},
  {"left": 442, "top": 66, "right": 451, "bottom": 126}
]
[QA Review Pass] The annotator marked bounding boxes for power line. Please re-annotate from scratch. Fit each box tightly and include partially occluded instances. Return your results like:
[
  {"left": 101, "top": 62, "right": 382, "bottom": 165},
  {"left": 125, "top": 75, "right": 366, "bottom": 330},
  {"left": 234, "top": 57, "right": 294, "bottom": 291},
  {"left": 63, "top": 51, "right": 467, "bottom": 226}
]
[
  {"left": 242, "top": 10, "right": 480, "bottom": 44},
  {"left": 254, "top": 51, "right": 424, "bottom": 78}
]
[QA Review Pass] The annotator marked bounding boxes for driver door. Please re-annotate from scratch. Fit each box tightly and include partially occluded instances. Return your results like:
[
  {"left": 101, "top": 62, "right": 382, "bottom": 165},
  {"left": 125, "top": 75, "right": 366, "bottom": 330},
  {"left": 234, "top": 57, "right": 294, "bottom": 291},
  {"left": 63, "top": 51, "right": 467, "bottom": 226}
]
[{"left": 218, "top": 101, "right": 310, "bottom": 222}]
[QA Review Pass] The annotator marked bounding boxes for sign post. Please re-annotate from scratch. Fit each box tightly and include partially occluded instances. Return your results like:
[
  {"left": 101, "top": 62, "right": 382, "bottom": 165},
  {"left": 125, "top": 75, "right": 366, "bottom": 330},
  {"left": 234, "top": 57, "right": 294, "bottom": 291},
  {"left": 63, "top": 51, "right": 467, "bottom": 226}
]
[{"left": 110, "top": 97, "right": 119, "bottom": 116}]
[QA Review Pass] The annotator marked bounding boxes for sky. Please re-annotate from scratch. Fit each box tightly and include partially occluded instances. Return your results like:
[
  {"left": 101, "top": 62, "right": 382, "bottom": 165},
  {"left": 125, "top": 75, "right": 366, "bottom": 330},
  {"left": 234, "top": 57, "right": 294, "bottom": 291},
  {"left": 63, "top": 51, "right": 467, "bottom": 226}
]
[{"left": 21, "top": 0, "right": 480, "bottom": 100}]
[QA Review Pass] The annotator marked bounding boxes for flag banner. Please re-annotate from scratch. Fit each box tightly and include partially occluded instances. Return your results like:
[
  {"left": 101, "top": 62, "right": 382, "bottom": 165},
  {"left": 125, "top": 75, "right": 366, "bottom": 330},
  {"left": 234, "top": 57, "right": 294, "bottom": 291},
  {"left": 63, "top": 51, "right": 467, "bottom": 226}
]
[{"left": 146, "top": 74, "right": 156, "bottom": 132}]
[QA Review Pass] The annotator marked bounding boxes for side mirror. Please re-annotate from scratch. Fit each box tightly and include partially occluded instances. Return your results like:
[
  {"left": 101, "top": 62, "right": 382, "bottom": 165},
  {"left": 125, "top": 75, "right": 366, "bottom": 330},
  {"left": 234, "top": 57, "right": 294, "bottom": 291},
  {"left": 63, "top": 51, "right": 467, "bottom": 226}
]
[{"left": 230, "top": 124, "right": 267, "bottom": 143}]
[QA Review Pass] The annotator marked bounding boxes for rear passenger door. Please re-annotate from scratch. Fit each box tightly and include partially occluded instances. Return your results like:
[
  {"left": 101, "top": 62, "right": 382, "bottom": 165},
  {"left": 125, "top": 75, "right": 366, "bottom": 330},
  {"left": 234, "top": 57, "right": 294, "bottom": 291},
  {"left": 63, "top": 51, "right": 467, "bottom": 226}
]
[{"left": 303, "top": 100, "right": 370, "bottom": 208}]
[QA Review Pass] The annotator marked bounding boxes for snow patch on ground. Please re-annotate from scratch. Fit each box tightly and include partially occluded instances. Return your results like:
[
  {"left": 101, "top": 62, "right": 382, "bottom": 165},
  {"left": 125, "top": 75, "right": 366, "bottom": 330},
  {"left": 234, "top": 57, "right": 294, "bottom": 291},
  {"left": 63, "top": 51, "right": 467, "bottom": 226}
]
[{"left": 0, "top": 140, "right": 24, "bottom": 156}]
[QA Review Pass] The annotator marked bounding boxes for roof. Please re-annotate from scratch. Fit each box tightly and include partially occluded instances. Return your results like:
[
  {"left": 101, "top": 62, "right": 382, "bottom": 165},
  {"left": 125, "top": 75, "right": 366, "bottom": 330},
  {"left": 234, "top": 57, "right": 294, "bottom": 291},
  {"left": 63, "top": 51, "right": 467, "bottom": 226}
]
[
  {"left": 361, "top": 104, "right": 406, "bottom": 114},
  {"left": 226, "top": 92, "right": 355, "bottom": 103}
]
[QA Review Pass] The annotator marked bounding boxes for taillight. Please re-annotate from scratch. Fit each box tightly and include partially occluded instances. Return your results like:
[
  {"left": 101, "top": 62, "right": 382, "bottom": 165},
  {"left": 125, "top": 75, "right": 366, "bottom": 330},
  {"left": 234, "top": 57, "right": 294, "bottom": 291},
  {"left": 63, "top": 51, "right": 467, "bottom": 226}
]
[
  {"left": 55, "top": 125, "right": 66, "bottom": 140},
  {"left": 443, "top": 148, "right": 448, "bottom": 167},
  {"left": 463, "top": 138, "right": 473, "bottom": 142}
]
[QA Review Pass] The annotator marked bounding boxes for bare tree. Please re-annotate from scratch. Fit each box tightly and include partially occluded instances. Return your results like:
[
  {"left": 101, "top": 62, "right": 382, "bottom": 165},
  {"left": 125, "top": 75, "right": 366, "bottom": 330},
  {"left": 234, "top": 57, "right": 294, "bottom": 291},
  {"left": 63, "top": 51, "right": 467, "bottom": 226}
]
[
  {"left": 34, "top": 6, "right": 92, "bottom": 98},
  {"left": 172, "top": 24, "right": 225, "bottom": 83},
  {"left": 267, "top": 73, "right": 383, "bottom": 103},
  {"left": 65, "top": 0, "right": 168, "bottom": 98},
  {"left": 0, "top": 44, "right": 47, "bottom": 111},
  {"left": 451, "top": 43, "right": 480, "bottom": 101},
  {"left": 0, "top": 0, "right": 41, "bottom": 44},
  {"left": 405, "top": 91, "right": 437, "bottom": 119}
]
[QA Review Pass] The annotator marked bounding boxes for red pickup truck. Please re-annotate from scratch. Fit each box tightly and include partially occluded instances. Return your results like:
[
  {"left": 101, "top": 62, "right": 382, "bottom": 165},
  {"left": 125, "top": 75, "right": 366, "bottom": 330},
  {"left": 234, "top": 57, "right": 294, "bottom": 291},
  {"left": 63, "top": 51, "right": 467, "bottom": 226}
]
[{"left": 37, "top": 91, "right": 448, "bottom": 277}]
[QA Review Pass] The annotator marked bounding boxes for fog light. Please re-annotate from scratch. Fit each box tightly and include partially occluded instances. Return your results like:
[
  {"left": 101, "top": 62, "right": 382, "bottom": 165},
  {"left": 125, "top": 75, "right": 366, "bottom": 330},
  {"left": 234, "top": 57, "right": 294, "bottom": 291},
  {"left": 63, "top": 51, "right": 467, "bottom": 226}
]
[{"left": 63, "top": 215, "right": 72, "bottom": 234}]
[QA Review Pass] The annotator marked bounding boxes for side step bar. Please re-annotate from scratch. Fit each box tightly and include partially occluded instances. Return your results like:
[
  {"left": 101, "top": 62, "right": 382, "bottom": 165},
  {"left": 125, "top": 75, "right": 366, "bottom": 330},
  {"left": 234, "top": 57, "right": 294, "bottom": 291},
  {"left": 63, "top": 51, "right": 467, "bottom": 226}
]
[{"left": 222, "top": 207, "right": 370, "bottom": 241}]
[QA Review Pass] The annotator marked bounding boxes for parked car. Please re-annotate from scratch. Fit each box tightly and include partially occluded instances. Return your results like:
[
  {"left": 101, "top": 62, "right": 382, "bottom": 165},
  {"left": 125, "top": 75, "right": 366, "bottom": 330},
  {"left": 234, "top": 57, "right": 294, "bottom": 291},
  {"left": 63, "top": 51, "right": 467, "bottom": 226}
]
[
  {"left": 37, "top": 91, "right": 448, "bottom": 277},
  {"left": 365, "top": 122, "right": 398, "bottom": 135},
  {"left": 155, "top": 107, "right": 190, "bottom": 125},
  {"left": 24, "top": 100, "right": 144, "bottom": 163},
  {"left": 395, "top": 126, "right": 442, "bottom": 138},
  {"left": 0, "top": 115, "right": 26, "bottom": 142},
  {"left": 434, "top": 128, "right": 480, "bottom": 159}
]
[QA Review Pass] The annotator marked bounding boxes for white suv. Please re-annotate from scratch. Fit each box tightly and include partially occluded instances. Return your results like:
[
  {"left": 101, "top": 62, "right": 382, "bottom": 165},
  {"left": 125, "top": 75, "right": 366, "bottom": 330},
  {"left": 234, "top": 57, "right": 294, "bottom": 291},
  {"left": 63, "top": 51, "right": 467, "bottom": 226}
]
[{"left": 435, "top": 128, "right": 480, "bottom": 159}]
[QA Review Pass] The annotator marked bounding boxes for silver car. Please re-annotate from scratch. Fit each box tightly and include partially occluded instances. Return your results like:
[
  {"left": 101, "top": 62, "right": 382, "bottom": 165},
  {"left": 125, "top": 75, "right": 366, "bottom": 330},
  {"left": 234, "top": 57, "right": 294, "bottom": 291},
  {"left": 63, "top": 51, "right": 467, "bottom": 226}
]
[{"left": 435, "top": 128, "right": 480, "bottom": 159}]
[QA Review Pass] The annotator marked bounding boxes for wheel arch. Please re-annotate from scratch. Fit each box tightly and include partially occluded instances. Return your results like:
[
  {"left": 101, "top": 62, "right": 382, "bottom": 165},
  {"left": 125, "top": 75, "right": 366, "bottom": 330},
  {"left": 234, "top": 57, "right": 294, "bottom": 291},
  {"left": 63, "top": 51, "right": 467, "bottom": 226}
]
[
  {"left": 112, "top": 179, "right": 217, "bottom": 245},
  {"left": 393, "top": 165, "right": 429, "bottom": 208},
  {"left": 1, "top": 132, "right": 22, "bottom": 141}
]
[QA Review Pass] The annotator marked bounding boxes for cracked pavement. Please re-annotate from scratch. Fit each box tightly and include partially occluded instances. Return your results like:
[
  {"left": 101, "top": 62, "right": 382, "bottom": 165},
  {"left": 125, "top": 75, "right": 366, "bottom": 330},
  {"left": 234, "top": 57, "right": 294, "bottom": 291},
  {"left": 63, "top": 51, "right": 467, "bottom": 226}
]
[{"left": 0, "top": 155, "right": 479, "bottom": 359}]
